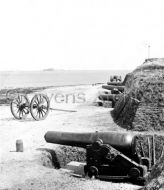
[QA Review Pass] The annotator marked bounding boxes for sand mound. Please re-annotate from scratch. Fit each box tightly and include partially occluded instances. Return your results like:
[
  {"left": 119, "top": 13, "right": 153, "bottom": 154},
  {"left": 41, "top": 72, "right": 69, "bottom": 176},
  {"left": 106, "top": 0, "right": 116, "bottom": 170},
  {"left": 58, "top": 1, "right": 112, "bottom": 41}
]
[
  {"left": 141, "top": 155, "right": 164, "bottom": 190},
  {"left": 111, "top": 58, "right": 164, "bottom": 188},
  {"left": 111, "top": 58, "right": 164, "bottom": 131},
  {"left": 55, "top": 146, "right": 86, "bottom": 168},
  {"left": 39, "top": 146, "right": 86, "bottom": 169}
]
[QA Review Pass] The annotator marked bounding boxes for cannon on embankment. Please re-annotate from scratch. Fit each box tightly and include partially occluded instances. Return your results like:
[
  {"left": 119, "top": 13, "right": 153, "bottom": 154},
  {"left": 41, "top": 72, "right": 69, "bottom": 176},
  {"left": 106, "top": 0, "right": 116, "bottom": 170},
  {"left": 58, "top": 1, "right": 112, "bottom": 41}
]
[
  {"left": 109, "top": 75, "right": 122, "bottom": 83},
  {"left": 106, "top": 81, "right": 123, "bottom": 86},
  {"left": 107, "top": 73, "right": 131, "bottom": 86},
  {"left": 98, "top": 73, "right": 133, "bottom": 107},
  {"left": 45, "top": 131, "right": 152, "bottom": 184},
  {"left": 103, "top": 73, "right": 132, "bottom": 94},
  {"left": 102, "top": 85, "right": 125, "bottom": 93},
  {"left": 98, "top": 94, "right": 120, "bottom": 107}
]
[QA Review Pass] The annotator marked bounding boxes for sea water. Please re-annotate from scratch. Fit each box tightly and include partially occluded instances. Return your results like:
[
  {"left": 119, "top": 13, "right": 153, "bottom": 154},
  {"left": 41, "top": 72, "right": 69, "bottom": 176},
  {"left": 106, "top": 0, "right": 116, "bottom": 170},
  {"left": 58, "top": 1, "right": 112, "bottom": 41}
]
[{"left": 0, "top": 70, "right": 129, "bottom": 88}]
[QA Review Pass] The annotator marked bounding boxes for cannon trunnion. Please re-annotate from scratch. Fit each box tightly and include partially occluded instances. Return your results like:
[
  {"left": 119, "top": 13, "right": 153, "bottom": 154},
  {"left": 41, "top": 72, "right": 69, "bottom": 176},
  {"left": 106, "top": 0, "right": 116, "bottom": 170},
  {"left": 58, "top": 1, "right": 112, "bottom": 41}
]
[{"left": 45, "top": 131, "right": 150, "bottom": 184}]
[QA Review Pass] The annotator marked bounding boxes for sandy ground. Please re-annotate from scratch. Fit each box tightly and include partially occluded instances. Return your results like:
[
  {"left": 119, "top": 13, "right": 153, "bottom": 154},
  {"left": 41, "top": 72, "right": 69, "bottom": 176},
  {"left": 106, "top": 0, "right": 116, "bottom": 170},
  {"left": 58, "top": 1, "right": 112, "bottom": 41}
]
[{"left": 0, "top": 85, "right": 140, "bottom": 190}]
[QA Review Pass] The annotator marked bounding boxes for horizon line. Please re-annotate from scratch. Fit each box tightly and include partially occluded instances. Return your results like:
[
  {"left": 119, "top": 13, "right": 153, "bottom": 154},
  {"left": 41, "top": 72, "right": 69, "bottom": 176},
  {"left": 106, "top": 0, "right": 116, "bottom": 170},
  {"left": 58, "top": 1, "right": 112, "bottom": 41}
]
[{"left": 0, "top": 69, "right": 131, "bottom": 72}]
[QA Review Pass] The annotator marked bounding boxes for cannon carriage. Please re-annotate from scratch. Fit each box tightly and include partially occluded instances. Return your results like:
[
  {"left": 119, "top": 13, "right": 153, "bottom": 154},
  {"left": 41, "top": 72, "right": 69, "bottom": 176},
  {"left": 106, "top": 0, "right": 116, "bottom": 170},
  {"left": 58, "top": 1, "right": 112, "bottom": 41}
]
[{"left": 10, "top": 94, "right": 50, "bottom": 121}]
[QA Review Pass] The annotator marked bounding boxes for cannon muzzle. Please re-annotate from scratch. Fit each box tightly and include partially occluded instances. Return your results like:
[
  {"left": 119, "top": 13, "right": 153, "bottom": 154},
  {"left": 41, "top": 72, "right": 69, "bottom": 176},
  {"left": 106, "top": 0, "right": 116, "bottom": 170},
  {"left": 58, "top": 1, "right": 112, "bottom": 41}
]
[{"left": 44, "top": 131, "right": 136, "bottom": 157}]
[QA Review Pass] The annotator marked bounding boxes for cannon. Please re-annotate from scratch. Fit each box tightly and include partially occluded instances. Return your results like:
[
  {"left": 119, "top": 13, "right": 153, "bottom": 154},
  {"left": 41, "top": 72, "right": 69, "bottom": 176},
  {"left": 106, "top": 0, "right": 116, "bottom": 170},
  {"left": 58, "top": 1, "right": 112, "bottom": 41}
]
[
  {"left": 109, "top": 75, "right": 122, "bottom": 82},
  {"left": 10, "top": 94, "right": 50, "bottom": 121},
  {"left": 107, "top": 73, "right": 131, "bottom": 86},
  {"left": 102, "top": 85, "right": 125, "bottom": 93},
  {"left": 107, "top": 81, "right": 123, "bottom": 86},
  {"left": 98, "top": 94, "right": 120, "bottom": 107},
  {"left": 45, "top": 131, "right": 151, "bottom": 184}
]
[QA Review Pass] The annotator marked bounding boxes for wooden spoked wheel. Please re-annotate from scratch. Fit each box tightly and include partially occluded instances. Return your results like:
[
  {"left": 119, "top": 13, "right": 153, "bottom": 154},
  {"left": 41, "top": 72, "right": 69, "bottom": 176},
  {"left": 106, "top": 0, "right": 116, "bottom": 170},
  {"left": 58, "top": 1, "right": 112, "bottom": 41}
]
[
  {"left": 30, "top": 94, "right": 50, "bottom": 121},
  {"left": 88, "top": 166, "right": 98, "bottom": 178},
  {"left": 10, "top": 95, "right": 30, "bottom": 120}
]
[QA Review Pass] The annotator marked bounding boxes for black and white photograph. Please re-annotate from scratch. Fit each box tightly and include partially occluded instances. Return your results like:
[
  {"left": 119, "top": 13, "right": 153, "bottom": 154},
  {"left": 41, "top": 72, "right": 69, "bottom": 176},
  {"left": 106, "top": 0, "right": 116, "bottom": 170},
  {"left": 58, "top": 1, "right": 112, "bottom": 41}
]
[{"left": 0, "top": 0, "right": 164, "bottom": 189}]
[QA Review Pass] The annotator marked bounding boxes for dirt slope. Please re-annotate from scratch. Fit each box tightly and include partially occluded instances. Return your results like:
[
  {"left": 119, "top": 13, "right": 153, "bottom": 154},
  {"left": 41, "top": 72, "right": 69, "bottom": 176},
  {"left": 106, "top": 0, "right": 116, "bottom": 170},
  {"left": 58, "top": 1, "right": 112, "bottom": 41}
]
[
  {"left": 112, "top": 58, "right": 164, "bottom": 131},
  {"left": 111, "top": 58, "right": 164, "bottom": 189}
]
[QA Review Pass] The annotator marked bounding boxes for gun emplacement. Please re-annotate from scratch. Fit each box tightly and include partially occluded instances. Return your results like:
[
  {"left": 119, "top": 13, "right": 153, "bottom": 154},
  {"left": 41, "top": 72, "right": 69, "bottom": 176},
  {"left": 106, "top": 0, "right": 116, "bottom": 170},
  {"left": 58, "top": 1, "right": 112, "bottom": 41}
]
[{"left": 44, "top": 131, "right": 151, "bottom": 184}]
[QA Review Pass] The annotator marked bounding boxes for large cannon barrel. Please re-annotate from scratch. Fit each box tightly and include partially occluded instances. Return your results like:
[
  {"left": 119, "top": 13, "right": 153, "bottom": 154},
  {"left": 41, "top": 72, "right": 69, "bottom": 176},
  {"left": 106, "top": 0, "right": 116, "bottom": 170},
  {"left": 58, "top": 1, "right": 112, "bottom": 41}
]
[
  {"left": 102, "top": 85, "right": 125, "bottom": 92},
  {"left": 44, "top": 131, "right": 137, "bottom": 156},
  {"left": 107, "top": 82, "right": 124, "bottom": 86},
  {"left": 99, "top": 94, "right": 115, "bottom": 101}
]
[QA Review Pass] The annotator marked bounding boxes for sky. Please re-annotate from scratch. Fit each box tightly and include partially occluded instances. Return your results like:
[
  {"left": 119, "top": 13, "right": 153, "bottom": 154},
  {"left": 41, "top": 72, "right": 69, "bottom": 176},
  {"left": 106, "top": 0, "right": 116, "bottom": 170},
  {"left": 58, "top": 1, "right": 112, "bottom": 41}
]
[{"left": 0, "top": 0, "right": 164, "bottom": 71}]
